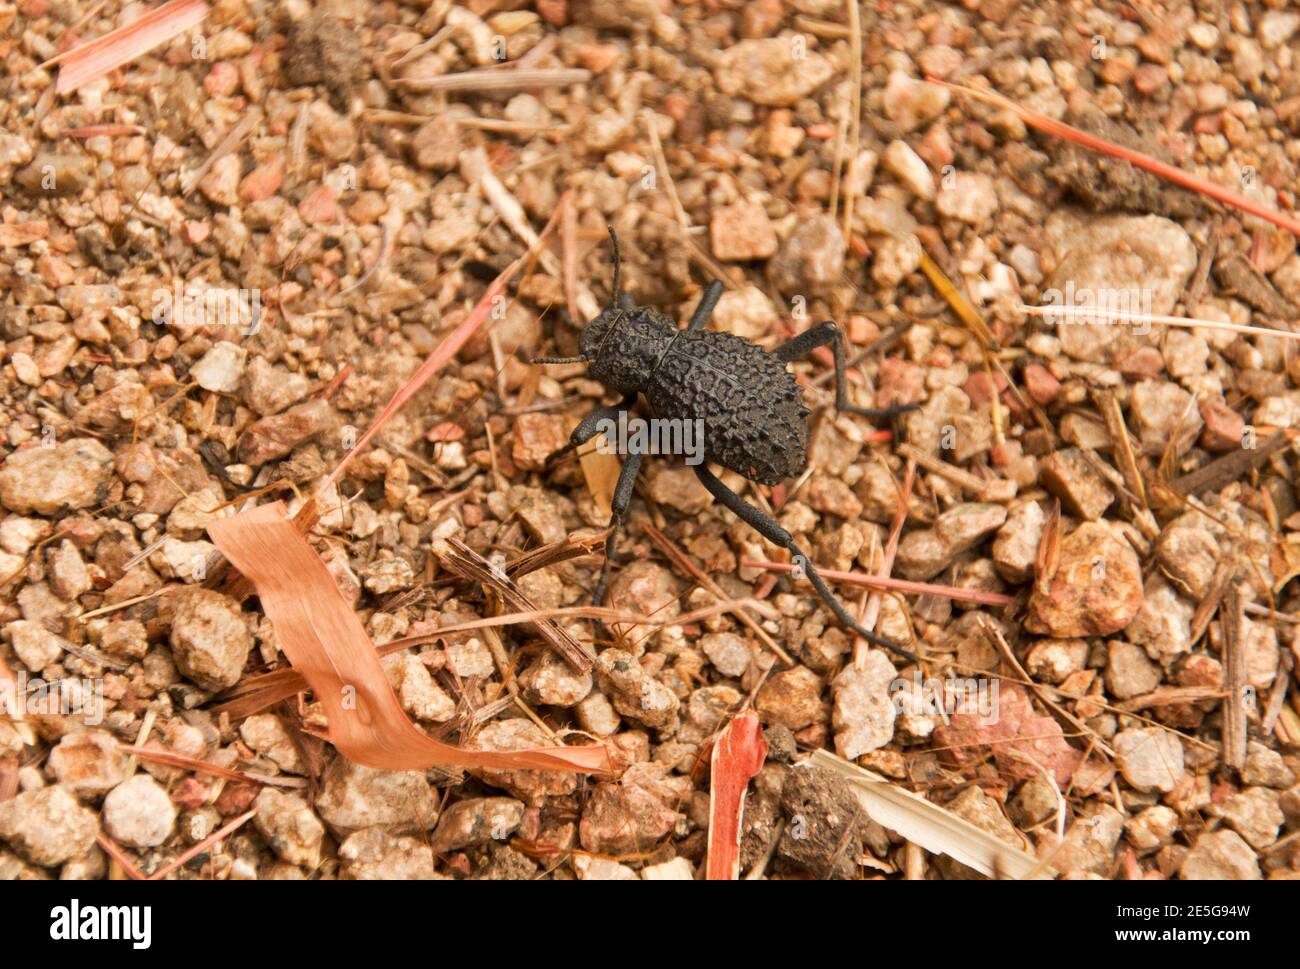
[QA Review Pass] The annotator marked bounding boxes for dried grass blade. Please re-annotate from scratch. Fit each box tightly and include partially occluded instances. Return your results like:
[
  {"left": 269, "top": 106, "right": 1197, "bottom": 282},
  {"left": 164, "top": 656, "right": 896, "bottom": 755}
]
[
  {"left": 63, "top": 123, "right": 145, "bottom": 137},
  {"left": 1022, "top": 304, "right": 1300, "bottom": 343},
  {"left": 807, "top": 749, "right": 1052, "bottom": 879},
  {"left": 0, "top": 758, "right": 17, "bottom": 803},
  {"left": 0, "top": 654, "right": 19, "bottom": 723},
  {"left": 919, "top": 251, "right": 998, "bottom": 350},
  {"left": 1093, "top": 389, "right": 1148, "bottom": 510},
  {"left": 1222, "top": 576, "right": 1249, "bottom": 771},
  {"left": 52, "top": 0, "right": 210, "bottom": 94},
  {"left": 118, "top": 744, "right": 305, "bottom": 788},
  {"left": 1171, "top": 429, "right": 1294, "bottom": 495},
  {"left": 505, "top": 532, "right": 607, "bottom": 579},
  {"left": 182, "top": 110, "right": 257, "bottom": 199},
  {"left": 1189, "top": 561, "right": 1234, "bottom": 646},
  {"left": 562, "top": 192, "right": 581, "bottom": 325},
  {"left": 855, "top": 457, "right": 914, "bottom": 659},
  {"left": 210, "top": 606, "right": 651, "bottom": 720},
  {"left": 398, "top": 67, "right": 590, "bottom": 93},
  {"left": 97, "top": 832, "right": 146, "bottom": 881},
  {"left": 1261, "top": 651, "right": 1293, "bottom": 738}
]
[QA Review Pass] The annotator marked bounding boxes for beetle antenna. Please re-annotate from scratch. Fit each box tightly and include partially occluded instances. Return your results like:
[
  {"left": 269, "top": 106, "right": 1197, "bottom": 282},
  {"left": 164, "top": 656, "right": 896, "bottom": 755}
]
[
  {"left": 607, "top": 224, "right": 621, "bottom": 302},
  {"left": 531, "top": 354, "right": 588, "bottom": 365}
]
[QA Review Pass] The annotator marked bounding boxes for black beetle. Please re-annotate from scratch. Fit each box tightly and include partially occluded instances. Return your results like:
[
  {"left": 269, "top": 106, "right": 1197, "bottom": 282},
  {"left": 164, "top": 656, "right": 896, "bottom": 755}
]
[{"left": 534, "top": 227, "right": 918, "bottom": 661}]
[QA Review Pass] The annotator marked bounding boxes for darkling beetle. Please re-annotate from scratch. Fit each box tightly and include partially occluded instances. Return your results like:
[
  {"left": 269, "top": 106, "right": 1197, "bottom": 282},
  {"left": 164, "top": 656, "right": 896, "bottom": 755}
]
[{"left": 534, "top": 227, "right": 919, "bottom": 661}]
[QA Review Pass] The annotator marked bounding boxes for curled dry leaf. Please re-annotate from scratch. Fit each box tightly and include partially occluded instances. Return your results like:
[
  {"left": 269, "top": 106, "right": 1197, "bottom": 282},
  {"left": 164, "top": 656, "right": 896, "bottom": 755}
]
[{"left": 208, "top": 502, "right": 609, "bottom": 774}]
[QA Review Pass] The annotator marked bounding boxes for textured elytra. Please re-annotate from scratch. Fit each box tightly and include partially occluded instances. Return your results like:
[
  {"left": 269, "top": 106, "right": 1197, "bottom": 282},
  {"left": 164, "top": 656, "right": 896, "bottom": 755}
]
[
  {"left": 645, "top": 331, "right": 808, "bottom": 484},
  {"left": 581, "top": 302, "right": 808, "bottom": 484}
]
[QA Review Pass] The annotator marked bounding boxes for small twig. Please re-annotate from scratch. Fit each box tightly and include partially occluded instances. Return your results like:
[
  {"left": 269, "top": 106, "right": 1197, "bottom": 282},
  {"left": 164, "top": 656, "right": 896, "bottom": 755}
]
[
  {"left": 1261, "top": 651, "right": 1293, "bottom": 738},
  {"left": 120, "top": 536, "right": 168, "bottom": 574},
  {"left": 119, "top": 744, "right": 306, "bottom": 788},
  {"left": 75, "top": 588, "right": 168, "bottom": 621},
  {"left": 390, "top": 23, "right": 453, "bottom": 67},
  {"left": 920, "top": 251, "right": 998, "bottom": 350},
  {"left": 642, "top": 109, "right": 691, "bottom": 232},
  {"left": 1114, "top": 687, "right": 1227, "bottom": 712},
  {"left": 463, "top": 150, "right": 600, "bottom": 320},
  {"left": 63, "top": 123, "right": 145, "bottom": 137},
  {"left": 744, "top": 560, "right": 1014, "bottom": 606},
  {"left": 211, "top": 600, "right": 774, "bottom": 720},
  {"left": 641, "top": 111, "right": 732, "bottom": 287},
  {"left": 896, "top": 443, "right": 988, "bottom": 495},
  {"left": 441, "top": 538, "right": 595, "bottom": 673},
  {"left": 397, "top": 67, "right": 590, "bottom": 92},
  {"left": 335, "top": 221, "right": 389, "bottom": 299},
  {"left": 839, "top": 0, "right": 863, "bottom": 243},
  {"left": 1092, "top": 389, "right": 1148, "bottom": 510},
  {"left": 97, "top": 833, "right": 146, "bottom": 881},
  {"left": 562, "top": 193, "right": 581, "bottom": 325},
  {"left": 1222, "top": 576, "right": 1249, "bottom": 771},
  {"left": 827, "top": 85, "right": 850, "bottom": 225},
  {"left": 1186, "top": 218, "right": 1220, "bottom": 307},
  {"left": 148, "top": 809, "right": 257, "bottom": 881},
  {"left": 483, "top": 626, "right": 520, "bottom": 698},
  {"left": 1189, "top": 561, "right": 1235, "bottom": 646},
  {"left": 1245, "top": 602, "right": 1300, "bottom": 624},
  {"left": 1169, "top": 429, "right": 1294, "bottom": 495},
  {"left": 1034, "top": 498, "right": 1061, "bottom": 597}
]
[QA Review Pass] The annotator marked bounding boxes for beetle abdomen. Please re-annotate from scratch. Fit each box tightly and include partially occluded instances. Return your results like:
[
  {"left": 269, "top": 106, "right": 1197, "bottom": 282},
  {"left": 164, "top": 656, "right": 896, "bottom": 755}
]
[{"left": 645, "top": 331, "right": 808, "bottom": 484}]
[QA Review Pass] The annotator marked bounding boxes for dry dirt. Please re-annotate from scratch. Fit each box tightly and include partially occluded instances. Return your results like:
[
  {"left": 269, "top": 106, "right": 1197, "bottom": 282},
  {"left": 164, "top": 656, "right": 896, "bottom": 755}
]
[{"left": 0, "top": 0, "right": 1299, "bottom": 881}]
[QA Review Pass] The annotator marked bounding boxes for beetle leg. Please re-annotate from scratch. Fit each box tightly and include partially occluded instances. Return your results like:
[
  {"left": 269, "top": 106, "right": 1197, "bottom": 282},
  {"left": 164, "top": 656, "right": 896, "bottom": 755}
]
[
  {"left": 686, "top": 280, "right": 725, "bottom": 332},
  {"left": 691, "top": 464, "right": 918, "bottom": 662},
  {"left": 593, "top": 448, "right": 643, "bottom": 606},
  {"left": 543, "top": 393, "right": 638, "bottom": 471},
  {"left": 775, "top": 320, "right": 920, "bottom": 418}
]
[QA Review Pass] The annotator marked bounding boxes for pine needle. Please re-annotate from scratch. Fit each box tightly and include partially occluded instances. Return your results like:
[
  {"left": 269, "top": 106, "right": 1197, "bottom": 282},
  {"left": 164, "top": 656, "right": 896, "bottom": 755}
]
[
  {"left": 936, "top": 77, "right": 1300, "bottom": 238},
  {"left": 48, "top": 0, "right": 210, "bottom": 95},
  {"left": 744, "top": 559, "right": 1014, "bottom": 605}
]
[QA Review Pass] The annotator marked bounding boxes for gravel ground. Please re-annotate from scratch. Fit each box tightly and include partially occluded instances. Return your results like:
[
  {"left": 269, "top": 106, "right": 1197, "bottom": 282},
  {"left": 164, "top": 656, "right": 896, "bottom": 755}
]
[{"left": 1, "top": 0, "right": 1299, "bottom": 881}]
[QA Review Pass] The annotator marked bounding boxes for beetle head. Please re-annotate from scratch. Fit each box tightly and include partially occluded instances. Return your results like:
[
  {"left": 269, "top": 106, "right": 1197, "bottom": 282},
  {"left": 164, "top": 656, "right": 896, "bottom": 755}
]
[{"left": 535, "top": 226, "right": 674, "bottom": 395}]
